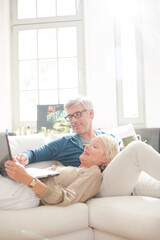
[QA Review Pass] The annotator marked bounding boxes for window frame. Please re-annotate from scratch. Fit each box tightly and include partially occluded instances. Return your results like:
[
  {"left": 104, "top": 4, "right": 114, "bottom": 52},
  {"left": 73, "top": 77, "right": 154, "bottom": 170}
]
[
  {"left": 115, "top": 17, "right": 145, "bottom": 127},
  {"left": 10, "top": 0, "right": 85, "bottom": 132},
  {"left": 11, "top": 0, "right": 82, "bottom": 24}
]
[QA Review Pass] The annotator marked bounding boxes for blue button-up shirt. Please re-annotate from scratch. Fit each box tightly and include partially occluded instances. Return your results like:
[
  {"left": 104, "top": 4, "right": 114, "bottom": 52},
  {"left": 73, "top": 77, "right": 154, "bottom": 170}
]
[{"left": 23, "top": 131, "right": 123, "bottom": 167}]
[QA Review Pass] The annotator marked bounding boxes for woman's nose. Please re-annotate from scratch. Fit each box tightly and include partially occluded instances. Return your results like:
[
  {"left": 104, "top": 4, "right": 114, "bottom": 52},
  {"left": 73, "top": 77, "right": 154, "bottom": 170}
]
[{"left": 85, "top": 144, "right": 90, "bottom": 149}]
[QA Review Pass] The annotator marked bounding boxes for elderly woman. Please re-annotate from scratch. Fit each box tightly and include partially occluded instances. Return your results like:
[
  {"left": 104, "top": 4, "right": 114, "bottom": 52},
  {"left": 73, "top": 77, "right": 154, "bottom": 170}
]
[
  {"left": 2, "top": 135, "right": 160, "bottom": 209},
  {"left": 1, "top": 135, "right": 118, "bottom": 209}
]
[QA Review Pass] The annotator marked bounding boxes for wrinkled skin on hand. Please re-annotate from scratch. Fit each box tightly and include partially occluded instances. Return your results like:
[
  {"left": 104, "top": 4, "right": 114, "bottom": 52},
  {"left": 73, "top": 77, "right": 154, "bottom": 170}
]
[{"left": 5, "top": 157, "right": 31, "bottom": 185}]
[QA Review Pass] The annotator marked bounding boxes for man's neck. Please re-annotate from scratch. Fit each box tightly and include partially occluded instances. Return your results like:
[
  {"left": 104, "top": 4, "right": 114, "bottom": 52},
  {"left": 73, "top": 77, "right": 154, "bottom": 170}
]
[{"left": 79, "top": 130, "right": 96, "bottom": 140}]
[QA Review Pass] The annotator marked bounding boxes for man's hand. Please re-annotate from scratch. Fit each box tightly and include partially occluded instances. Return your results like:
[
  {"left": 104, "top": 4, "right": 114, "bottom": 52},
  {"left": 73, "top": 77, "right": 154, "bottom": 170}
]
[
  {"left": 5, "top": 159, "right": 32, "bottom": 185},
  {"left": 15, "top": 154, "right": 29, "bottom": 166}
]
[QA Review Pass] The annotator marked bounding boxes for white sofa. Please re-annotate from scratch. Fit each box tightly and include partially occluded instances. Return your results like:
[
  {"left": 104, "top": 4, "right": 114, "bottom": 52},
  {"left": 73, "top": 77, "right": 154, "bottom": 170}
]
[{"left": 0, "top": 125, "right": 160, "bottom": 240}]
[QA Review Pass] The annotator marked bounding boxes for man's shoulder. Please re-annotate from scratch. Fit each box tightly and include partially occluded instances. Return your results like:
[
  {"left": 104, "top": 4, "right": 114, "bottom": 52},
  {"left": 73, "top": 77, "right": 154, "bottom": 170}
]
[
  {"left": 61, "top": 133, "right": 78, "bottom": 139},
  {"left": 50, "top": 133, "right": 79, "bottom": 143},
  {"left": 94, "top": 130, "right": 106, "bottom": 135},
  {"left": 49, "top": 133, "right": 82, "bottom": 150}
]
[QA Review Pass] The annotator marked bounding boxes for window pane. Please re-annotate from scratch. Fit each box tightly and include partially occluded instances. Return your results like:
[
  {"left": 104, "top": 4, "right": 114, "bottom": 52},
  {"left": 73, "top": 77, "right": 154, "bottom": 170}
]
[
  {"left": 18, "top": 0, "right": 36, "bottom": 19},
  {"left": 39, "top": 90, "right": 58, "bottom": 104},
  {"left": 37, "top": 0, "right": 56, "bottom": 17},
  {"left": 38, "top": 28, "right": 57, "bottom": 58},
  {"left": 59, "top": 58, "right": 78, "bottom": 88},
  {"left": 58, "top": 27, "right": 77, "bottom": 57},
  {"left": 59, "top": 89, "right": 78, "bottom": 103},
  {"left": 20, "top": 91, "right": 38, "bottom": 121},
  {"left": 121, "top": 22, "right": 138, "bottom": 118},
  {"left": 39, "top": 59, "right": 57, "bottom": 89},
  {"left": 19, "top": 30, "right": 37, "bottom": 60},
  {"left": 19, "top": 60, "right": 37, "bottom": 90},
  {"left": 57, "top": 0, "right": 76, "bottom": 16}
]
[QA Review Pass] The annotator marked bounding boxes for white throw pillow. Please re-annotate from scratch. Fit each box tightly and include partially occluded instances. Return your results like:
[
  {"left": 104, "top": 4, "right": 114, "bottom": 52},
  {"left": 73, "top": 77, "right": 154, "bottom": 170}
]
[
  {"left": 8, "top": 133, "right": 47, "bottom": 156},
  {"left": 102, "top": 124, "right": 138, "bottom": 147},
  {"left": 0, "top": 176, "right": 40, "bottom": 210}
]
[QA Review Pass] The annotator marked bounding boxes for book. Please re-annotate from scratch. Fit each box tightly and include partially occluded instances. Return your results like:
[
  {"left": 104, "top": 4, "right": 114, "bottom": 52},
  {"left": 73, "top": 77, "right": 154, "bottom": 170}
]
[{"left": 37, "top": 104, "right": 70, "bottom": 134}]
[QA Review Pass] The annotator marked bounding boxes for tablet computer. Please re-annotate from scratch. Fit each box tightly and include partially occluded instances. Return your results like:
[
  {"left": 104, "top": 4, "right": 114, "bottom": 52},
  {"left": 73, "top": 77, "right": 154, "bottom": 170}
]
[{"left": 0, "top": 132, "right": 59, "bottom": 178}]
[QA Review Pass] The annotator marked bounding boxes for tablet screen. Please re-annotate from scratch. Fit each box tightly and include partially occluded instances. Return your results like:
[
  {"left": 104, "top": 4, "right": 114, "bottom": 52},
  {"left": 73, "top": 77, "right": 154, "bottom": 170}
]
[
  {"left": 0, "top": 133, "right": 12, "bottom": 177},
  {"left": 0, "top": 133, "right": 12, "bottom": 162}
]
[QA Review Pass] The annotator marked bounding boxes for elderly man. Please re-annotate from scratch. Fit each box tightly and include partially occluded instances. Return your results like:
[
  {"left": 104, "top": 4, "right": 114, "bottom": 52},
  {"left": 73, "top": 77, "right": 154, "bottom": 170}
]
[{"left": 17, "top": 96, "right": 123, "bottom": 167}]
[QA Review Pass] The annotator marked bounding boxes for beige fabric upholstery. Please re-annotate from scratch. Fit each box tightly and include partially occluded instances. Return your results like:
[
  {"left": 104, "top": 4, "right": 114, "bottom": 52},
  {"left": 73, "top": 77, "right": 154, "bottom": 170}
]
[
  {"left": 87, "top": 196, "right": 160, "bottom": 240},
  {"left": 0, "top": 203, "right": 88, "bottom": 240}
]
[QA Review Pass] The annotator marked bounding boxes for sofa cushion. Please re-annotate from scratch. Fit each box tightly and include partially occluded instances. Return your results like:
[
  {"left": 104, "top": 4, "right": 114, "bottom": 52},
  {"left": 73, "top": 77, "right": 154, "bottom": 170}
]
[
  {"left": 49, "top": 229, "right": 93, "bottom": 240},
  {"left": 0, "top": 203, "right": 89, "bottom": 240},
  {"left": 8, "top": 133, "right": 47, "bottom": 156},
  {"left": 87, "top": 196, "right": 160, "bottom": 240},
  {"left": 103, "top": 124, "right": 138, "bottom": 147}
]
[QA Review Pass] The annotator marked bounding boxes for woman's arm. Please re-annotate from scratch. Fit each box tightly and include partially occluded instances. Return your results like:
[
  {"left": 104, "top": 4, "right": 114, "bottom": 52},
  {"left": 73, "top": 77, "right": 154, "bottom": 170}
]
[
  {"left": 5, "top": 160, "right": 102, "bottom": 206},
  {"left": 5, "top": 158, "right": 48, "bottom": 196}
]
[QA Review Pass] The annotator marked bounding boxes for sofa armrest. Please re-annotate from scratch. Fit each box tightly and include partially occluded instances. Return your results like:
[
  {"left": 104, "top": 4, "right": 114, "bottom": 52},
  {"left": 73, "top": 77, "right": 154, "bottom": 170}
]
[{"left": 135, "top": 128, "right": 160, "bottom": 153}]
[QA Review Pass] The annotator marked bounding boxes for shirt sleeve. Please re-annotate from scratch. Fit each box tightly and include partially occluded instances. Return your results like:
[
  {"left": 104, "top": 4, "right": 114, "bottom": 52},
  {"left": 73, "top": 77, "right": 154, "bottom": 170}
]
[
  {"left": 22, "top": 137, "right": 65, "bottom": 164},
  {"left": 39, "top": 166, "right": 102, "bottom": 206}
]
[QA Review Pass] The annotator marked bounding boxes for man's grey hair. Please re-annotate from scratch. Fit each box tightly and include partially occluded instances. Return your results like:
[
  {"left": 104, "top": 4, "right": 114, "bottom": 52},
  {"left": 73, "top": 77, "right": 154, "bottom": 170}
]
[{"left": 64, "top": 95, "right": 93, "bottom": 111}]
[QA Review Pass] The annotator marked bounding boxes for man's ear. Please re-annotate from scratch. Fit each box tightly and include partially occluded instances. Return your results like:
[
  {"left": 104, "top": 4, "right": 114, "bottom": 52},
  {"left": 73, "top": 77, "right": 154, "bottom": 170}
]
[{"left": 90, "top": 109, "right": 94, "bottom": 119}]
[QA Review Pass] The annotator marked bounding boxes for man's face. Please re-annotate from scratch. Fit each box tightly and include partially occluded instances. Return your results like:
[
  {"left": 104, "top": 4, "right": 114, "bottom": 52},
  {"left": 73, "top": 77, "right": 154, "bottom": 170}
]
[
  {"left": 79, "top": 137, "right": 107, "bottom": 168},
  {"left": 66, "top": 104, "right": 94, "bottom": 136}
]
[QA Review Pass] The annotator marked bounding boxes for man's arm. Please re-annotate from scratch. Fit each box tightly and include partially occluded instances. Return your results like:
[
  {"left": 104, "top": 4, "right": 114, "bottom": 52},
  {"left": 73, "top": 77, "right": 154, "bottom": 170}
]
[
  {"left": 15, "top": 154, "right": 29, "bottom": 165},
  {"left": 16, "top": 138, "right": 63, "bottom": 165},
  {"left": 16, "top": 135, "right": 83, "bottom": 167}
]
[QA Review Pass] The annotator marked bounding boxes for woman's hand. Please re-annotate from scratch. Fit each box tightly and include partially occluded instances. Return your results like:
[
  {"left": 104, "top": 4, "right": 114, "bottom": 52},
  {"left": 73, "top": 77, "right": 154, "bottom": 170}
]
[
  {"left": 15, "top": 154, "right": 29, "bottom": 166},
  {"left": 5, "top": 158, "right": 48, "bottom": 196},
  {"left": 5, "top": 157, "right": 32, "bottom": 185}
]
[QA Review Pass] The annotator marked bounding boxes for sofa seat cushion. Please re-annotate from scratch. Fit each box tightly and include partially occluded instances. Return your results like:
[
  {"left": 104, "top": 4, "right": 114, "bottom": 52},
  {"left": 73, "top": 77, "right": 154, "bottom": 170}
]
[
  {"left": 0, "top": 203, "right": 89, "bottom": 240},
  {"left": 87, "top": 196, "right": 160, "bottom": 240},
  {"left": 49, "top": 228, "right": 93, "bottom": 240}
]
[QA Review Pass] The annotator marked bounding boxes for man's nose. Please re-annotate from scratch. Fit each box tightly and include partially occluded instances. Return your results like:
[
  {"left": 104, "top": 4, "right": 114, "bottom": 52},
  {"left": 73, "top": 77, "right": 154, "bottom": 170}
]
[{"left": 71, "top": 116, "right": 78, "bottom": 122}]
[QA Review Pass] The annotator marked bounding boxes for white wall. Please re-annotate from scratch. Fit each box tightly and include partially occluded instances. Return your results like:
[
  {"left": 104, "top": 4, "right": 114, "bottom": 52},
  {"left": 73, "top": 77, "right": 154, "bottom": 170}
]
[
  {"left": 0, "top": 0, "right": 11, "bottom": 132},
  {"left": 84, "top": 0, "right": 118, "bottom": 129},
  {"left": 142, "top": 0, "right": 160, "bottom": 127},
  {"left": 1, "top": 0, "right": 160, "bottom": 131},
  {"left": 84, "top": 0, "right": 160, "bottom": 129}
]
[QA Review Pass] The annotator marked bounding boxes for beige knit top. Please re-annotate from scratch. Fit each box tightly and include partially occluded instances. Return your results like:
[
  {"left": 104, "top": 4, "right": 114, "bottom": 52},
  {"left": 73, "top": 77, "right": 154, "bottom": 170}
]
[{"left": 39, "top": 165, "right": 102, "bottom": 206}]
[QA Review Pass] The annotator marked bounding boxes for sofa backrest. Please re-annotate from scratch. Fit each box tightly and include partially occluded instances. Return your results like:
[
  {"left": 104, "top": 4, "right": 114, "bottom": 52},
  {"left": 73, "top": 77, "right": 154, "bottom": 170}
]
[
  {"left": 8, "top": 133, "right": 47, "bottom": 156},
  {"left": 8, "top": 124, "right": 138, "bottom": 156}
]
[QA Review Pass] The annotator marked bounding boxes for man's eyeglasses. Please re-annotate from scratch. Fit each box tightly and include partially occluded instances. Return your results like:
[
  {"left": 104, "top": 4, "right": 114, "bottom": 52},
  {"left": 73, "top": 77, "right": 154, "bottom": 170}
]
[{"left": 65, "top": 109, "right": 87, "bottom": 122}]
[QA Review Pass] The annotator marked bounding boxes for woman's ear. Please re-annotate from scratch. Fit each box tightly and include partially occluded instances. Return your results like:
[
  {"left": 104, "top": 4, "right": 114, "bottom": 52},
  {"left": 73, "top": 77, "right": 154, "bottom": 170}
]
[
  {"left": 106, "top": 158, "right": 111, "bottom": 164},
  {"left": 99, "top": 157, "right": 111, "bottom": 171},
  {"left": 103, "top": 155, "right": 111, "bottom": 164},
  {"left": 100, "top": 156, "right": 110, "bottom": 165}
]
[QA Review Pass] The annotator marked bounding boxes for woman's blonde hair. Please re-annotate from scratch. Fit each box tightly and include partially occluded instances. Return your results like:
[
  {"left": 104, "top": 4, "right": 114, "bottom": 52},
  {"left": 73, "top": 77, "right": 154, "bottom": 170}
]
[{"left": 99, "top": 134, "right": 120, "bottom": 160}]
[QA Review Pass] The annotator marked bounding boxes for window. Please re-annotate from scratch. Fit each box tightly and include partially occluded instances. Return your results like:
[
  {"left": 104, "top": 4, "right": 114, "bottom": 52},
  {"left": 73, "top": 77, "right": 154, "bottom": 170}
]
[
  {"left": 114, "top": 0, "right": 145, "bottom": 127},
  {"left": 11, "top": 0, "right": 85, "bottom": 132}
]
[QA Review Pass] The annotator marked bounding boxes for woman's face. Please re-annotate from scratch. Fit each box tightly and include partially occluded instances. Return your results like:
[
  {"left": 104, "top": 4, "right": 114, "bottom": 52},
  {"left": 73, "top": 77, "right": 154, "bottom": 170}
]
[{"left": 79, "top": 137, "right": 107, "bottom": 168}]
